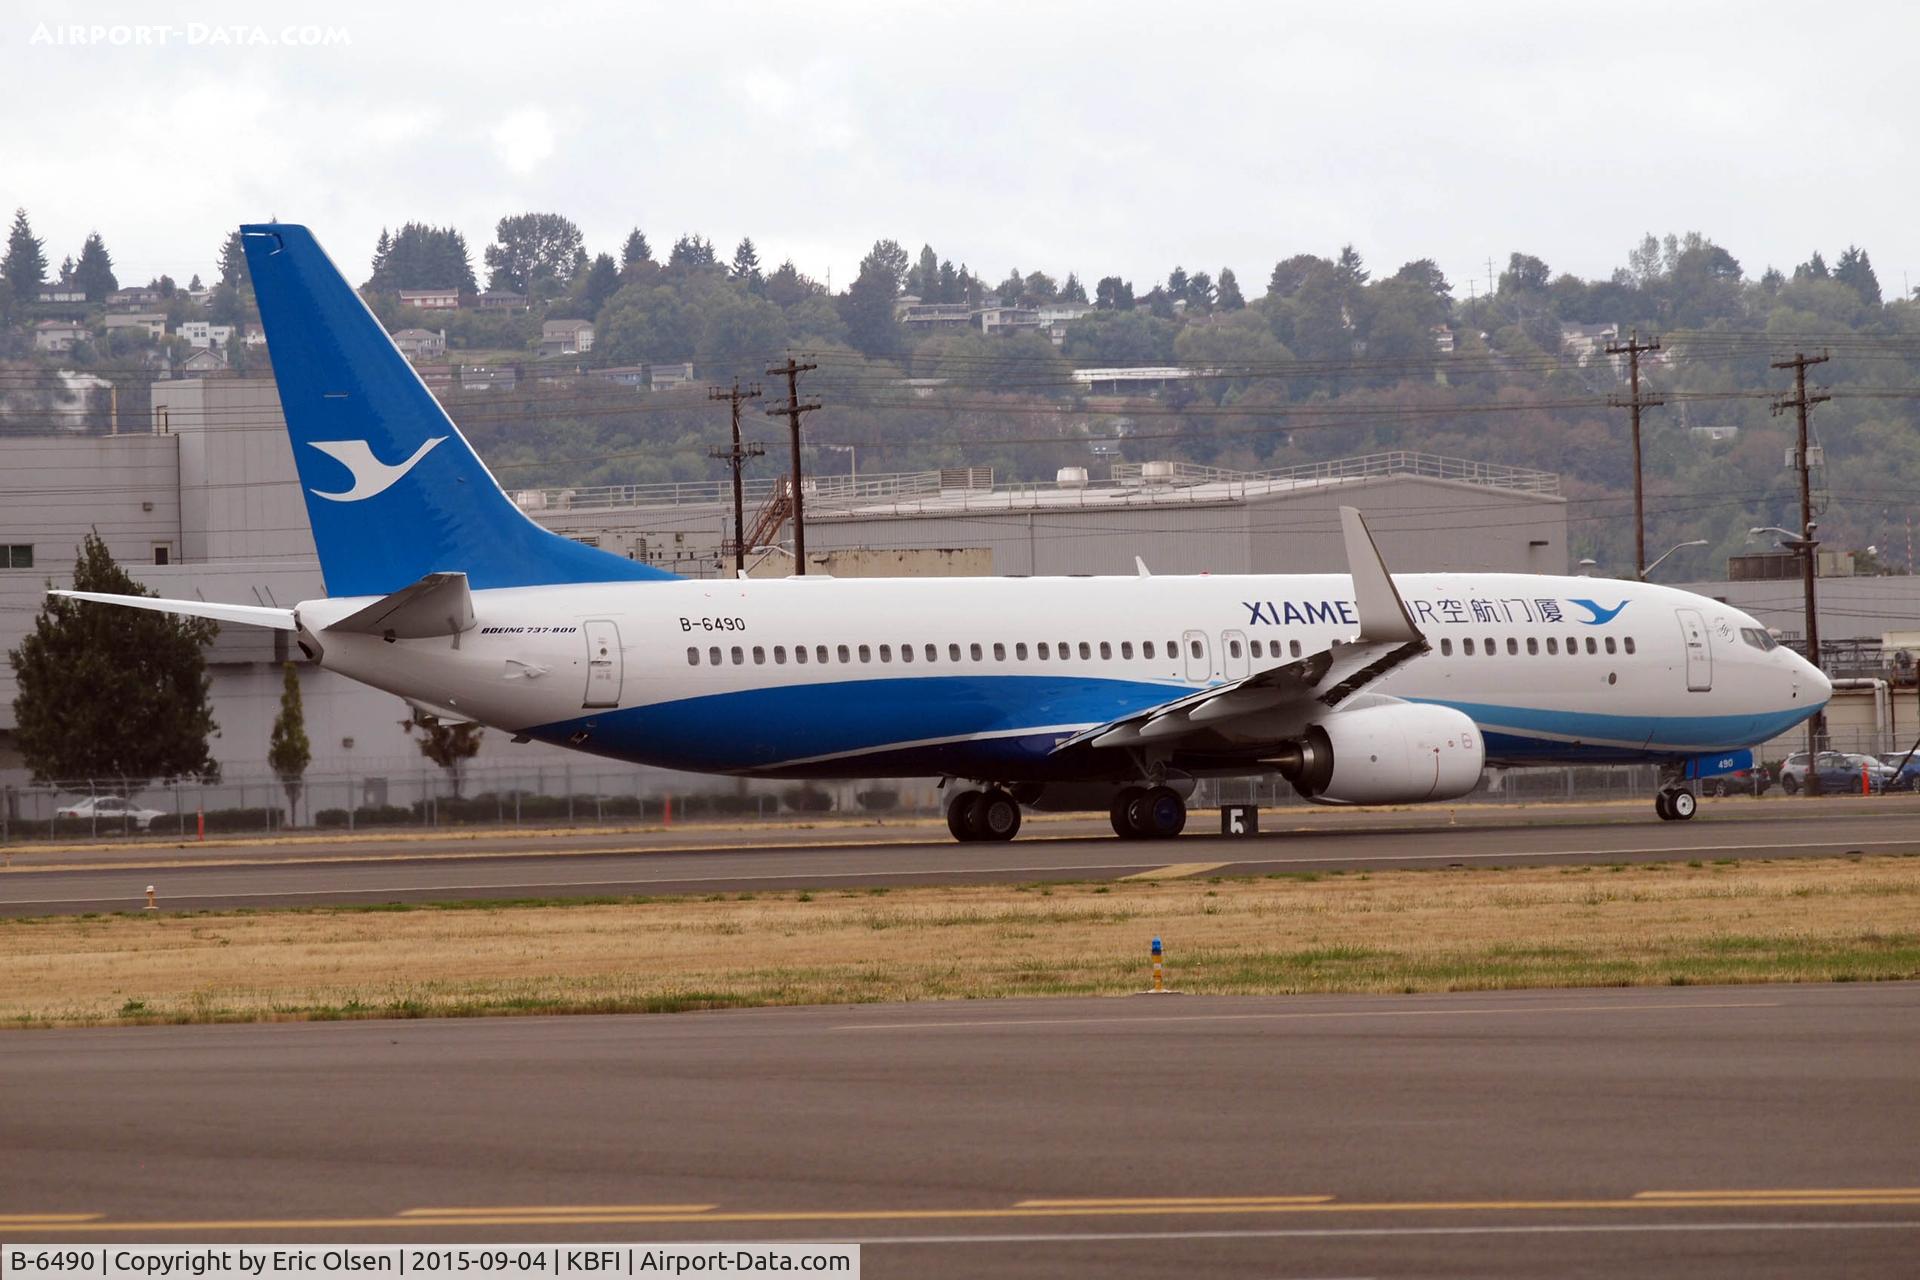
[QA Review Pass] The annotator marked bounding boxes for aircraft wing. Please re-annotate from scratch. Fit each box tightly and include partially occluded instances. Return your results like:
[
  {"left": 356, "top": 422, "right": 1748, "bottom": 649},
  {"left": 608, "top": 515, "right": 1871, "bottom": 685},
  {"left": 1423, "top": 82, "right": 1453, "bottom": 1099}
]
[{"left": 1050, "top": 507, "right": 1428, "bottom": 755}]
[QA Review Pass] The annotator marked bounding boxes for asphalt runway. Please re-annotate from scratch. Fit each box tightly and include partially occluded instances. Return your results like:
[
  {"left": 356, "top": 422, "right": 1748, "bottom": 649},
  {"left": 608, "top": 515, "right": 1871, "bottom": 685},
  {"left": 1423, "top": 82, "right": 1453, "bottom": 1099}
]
[
  {"left": 3, "top": 796, "right": 1920, "bottom": 915},
  {"left": 3, "top": 984, "right": 1917, "bottom": 1277}
]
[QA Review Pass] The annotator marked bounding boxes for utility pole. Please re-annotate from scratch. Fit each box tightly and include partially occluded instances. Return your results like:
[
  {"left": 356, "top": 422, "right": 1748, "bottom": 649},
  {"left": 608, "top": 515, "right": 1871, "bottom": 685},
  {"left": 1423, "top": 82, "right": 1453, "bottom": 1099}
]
[
  {"left": 765, "top": 356, "right": 820, "bottom": 572},
  {"left": 1606, "top": 330, "right": 1664, "bottom": 577},
  {"left": 706, "top": 380, "right": 764, "bottom": 574},
  {"left": 1772, "top": 350, "right": 1832, "bottom": 791}
]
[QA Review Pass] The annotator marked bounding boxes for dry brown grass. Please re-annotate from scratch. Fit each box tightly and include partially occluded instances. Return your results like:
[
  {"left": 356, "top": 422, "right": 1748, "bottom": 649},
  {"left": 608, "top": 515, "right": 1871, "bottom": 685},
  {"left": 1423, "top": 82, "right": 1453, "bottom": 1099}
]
[{"left": 6, "top": 855, "right": 1919, "bottom": 1026}]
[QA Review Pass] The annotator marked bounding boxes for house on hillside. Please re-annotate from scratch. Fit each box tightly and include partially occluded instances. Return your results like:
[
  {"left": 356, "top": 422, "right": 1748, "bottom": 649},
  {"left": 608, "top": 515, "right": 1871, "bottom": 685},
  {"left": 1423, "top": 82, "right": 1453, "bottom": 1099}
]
[
  {"left": 107, "top": 287, "right": 162, "bottom": 311},
  {"left": 650, "top": 361, "right": 696, "bottom": 392},
  {"left": 176, "top": 321, "right": 235, "bottom": 350},
  {"left": 32, "top": 319, "right": 89, "bottom": 353},
  {"left": 1560, "top": 321, "right": 1620, "bottom": 364},
  {"left": 458, "top": 365, "right": 518, "bottom": 392},
  {"left": 392, "top": 328, "right": 447, "bottom": 360},
  {"left": 896, "top": 300, "right": 973, "bottom": 331},
  {"left": 539, "top": 319, "right": 595, "bottom": 357},
  {"left": 975, "top": 306, "right": 1041, "bottom": 336},
  {"left": 104, "top": 313, "right": 169, "bottom": 341},
  {"left": 473, "top": 290, "right": 528, "bottom": 312},
  {"left": 180, "top": 346, "right": 229, "bottom": 377},
  {"left": 398, "top": 287, "right": 460, "bottom": 310}
]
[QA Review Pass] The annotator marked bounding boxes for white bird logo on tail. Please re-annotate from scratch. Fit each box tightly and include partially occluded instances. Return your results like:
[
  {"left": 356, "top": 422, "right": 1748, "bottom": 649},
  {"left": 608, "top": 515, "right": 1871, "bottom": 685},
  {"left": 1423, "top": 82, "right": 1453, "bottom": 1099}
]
[{"left": 306, "top": 437, "right": 447, "bottom": 502}]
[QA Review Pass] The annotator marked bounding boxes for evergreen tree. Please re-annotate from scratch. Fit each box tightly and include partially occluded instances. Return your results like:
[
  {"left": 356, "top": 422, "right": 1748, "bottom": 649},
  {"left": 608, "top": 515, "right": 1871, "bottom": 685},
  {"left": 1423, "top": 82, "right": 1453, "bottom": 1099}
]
[
  {"left": 996, "top": 267, "right": 1025, "bottom": 304},
  {"left": 3, "top": 207, "right": 48, "bottom": 291},
  {"left": 1059, "top": 272, "right": 1087, "bottom": 303},
  {"left": 937, "top": 259, "right": 958, "bottom": 304},
  {"left": 1187, "top": 270, "right": 1215, "bottom": 311},
  {"left": 621, "top": 227, "right": 652, "bottom": 270},
  {"left": 1834, "top": 245, "right": 1881, "bottom": 305},
  {"left": 186, "top": 273, "right": 203, "bottom": 293},
  {"left": 1166, "top": 266, "right": 1189, "bottom": 302},
  {"left": 8, "top": 532, "right": 218, "bottom": 786},
  {"left": 73, "top": 232, "right": 117, "bottom": 299},
  {"left": 581, "top": 252, "right": 620, "bottom": 316},
  {"left": 668, "top": 234, "right": 718, "bottom": 271},
  {"left": 1794, "top": 251, "right": 1829, "bottom": 282},
  {"left": 399, "top": 705, "right": 482, "bottom": 798},
  {"left": 840, "top": 238, "right": 909, "bottom": 357},
  {"left": 268, "top": 661, "right": 311, "bottom": 825},
  {"left": 906, "top": 243, "right": 940, "bottom": 299},
  {"left": 57, "top": 255, "right": 75, "bottom": 285},
  {"left": 1095, "top": 275, "right": 1133, "bottom": 309},
  {"left": 730, "top": 237, "right": 763, "bottom": 286},
  {"left": 370, "top": 228, "right": 393, "bottom": 286},
  {"left": 218, "top": 230, "right": 248, "bottom": 288},
  {"left": 1335, "top": 244, "right": 1369, "bottom": 288},
  {"left": 1215, "top": 267, "right": 1245, "bottom": 310}
]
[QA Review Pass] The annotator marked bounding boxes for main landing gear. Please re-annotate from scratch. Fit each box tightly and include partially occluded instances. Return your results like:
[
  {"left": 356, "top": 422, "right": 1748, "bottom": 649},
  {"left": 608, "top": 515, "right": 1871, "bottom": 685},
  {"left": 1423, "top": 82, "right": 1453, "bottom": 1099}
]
[
  {"left": 946, "top": 787, "right": 1023, "bottom": 842},
  {"left": 1654, "top": 786, "right": 1697, "bottom": 821},
  {"left": 1109, "top": 785, "right": 1188, "bottom": 839}
]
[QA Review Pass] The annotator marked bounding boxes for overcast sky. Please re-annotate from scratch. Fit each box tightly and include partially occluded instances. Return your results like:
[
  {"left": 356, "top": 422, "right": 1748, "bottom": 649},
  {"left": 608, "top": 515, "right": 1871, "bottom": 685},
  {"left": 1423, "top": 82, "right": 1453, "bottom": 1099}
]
[{"left": 6, "top": 1, "right": 1917, "bottom": 299}]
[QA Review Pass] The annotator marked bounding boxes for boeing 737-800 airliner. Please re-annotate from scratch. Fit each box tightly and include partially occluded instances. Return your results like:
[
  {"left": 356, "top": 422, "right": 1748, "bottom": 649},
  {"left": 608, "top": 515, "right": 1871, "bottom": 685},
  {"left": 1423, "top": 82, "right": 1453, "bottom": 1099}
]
[{"left": 58, "top": 224, "right": 1831, "bottom": 841}]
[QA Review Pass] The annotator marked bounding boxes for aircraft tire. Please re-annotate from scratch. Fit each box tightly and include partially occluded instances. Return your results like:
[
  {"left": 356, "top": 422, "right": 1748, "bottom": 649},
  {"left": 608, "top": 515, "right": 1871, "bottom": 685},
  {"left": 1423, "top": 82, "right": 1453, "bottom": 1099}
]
[
  {"left": 1669, "top": 789, "right": 1697, "bottom": 820},
  {"left": 1654, "top": 791, "right": 1674, "bottom": 821},
  {"left": 1111, "top": 787, "right": 1147, "bottom": 838},
  {"left": 1139, "top": 785, "right": 1187, "bottom": 838},
  {"left": 946, "top": 789, "right": 984, "bottom": 842},
  {"left": 975, "top": 790, "right": 1023, "bottom": 841}
]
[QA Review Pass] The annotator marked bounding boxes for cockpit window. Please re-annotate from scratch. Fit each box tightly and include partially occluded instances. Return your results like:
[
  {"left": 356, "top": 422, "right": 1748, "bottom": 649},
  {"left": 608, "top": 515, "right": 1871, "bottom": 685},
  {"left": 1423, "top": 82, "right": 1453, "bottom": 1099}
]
[{"left": 1740, "top": 627, "right": 1778, "bottom": 652}]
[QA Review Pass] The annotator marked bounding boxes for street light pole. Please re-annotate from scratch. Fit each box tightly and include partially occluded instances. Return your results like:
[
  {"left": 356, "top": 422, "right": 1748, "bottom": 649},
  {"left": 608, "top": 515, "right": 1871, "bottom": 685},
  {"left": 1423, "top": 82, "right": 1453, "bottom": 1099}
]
[
  {"left": 1638, "top": 539, "right": 1708, "bottom": 581},
  {"left": 1752, "top": 522, "right": 1825, "bottom": 796}
]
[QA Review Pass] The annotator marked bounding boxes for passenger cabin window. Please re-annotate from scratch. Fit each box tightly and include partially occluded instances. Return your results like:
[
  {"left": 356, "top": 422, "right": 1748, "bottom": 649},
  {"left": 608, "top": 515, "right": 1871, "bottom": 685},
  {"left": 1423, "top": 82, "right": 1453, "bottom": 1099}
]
[
  {"left": 1015, "top": 642, "right": 1028, "bottom": 660},
  {"left": 1121, "top": 641, "right": 1134, "bottom": 659},
  {"left": 1546, "top": 637, "right": 1558, "bottom": 655},
  {"left": 816, "top": 645, "right": 829, "bottom": 664},
  {"left": 1463, "top": 638, "right": 1475, "bottom": 655},
  {"left": 1227, "top": 639, "right": 1242, "bottom": 658},
  {"left": 795, "top": 645, "right": 809, "bottom": 664},
  {"left": 970, "top": 643, "right": 983, "bottom": 661},
  {"left": 878, "top": 644, "right": 891, "bottom": 663},
  {"left": 837, "top": 644, "right": 851, "bottom": 663},
  {"left": 1625, "top": 637, "right": 1637, "bottom": 655},
  {"left": 1143, "top": 641, "right": 1156, "bottom": 659},
  {"left": 1099, "top": 642, "right": 1112, "bottom": 659},
  {"left": 687, "top": 647, "right": 700, "bottom": 665},
  {"left": 1038, "top": 642, "right": 1051, "bottom": 659},
  {"left": 1077, "top": 641, "right": 1090, "bottom": 659},
  {"left": 993, "top": 643, "right": 1006, "bottom": 661},
  {"left": 900, "top": 644, "right": 912, "bottom": 663},
  {"left": 1506, "top": 638, "right": 1518, "bottom": 656},
  {"left": 1249, "top": 639, "right": 1262, "bottom": 659},
  {"left": 1527, "top": 637, "right": 1539, "bottom": 655},
  {"left": 1189, "top": 640, "right": 1203, "bottom": 658},
  {"left": 949, "top": 643, "right": 962, "bottom": 662},
  {"left": 1585, "top": 637, "right": 1597, "bottom": 654},
  {"left": 1605, "top": 637, "right": 1617, "bottom": 654},
  {"left": 731, "top": 646, "right": 744, "bottom": 665},
  {"left": 926, "top": 644, "right": 938, "bottom": 662},
  {"left": 753, "top": 646, "right": 766, "bottom": 664},
  {"left": 858, "top": 644, "right": 872, "bottom": 663},
  {"left": 1290, "top": 640, "right": 1303, "bottom": 658},
  {"left": 709, "top": 646, "right": 722, "bottom": 665},
  {"left": 1441, "top": 638, "right": 1453, "bottom": 656},
  {"left": 775, "top": 646, "right": 787, "bottom": 664}
]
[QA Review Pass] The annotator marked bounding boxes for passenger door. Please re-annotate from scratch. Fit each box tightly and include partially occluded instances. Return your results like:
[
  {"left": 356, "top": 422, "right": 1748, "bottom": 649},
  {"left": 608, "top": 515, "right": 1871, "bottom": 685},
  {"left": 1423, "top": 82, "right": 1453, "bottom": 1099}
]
[
  {"left": 1220, "top": 628, "right": 1250, "bottom": 680},
  {"left": 582, "top": 619, "right": 623, "bottom": 708},
  {"left": 1182, "top": 628, "right": 1212, "bottom": 682},
  {"left": 1675, "top": 608, "right": 1712, "bottom": 692}
]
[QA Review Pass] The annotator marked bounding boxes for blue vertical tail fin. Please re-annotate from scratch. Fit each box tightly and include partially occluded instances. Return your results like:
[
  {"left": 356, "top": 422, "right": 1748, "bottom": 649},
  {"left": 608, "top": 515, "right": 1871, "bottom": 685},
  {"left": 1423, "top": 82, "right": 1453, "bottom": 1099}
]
[{"left": 239, "top": 223, "right": 676, "bottom": 597}]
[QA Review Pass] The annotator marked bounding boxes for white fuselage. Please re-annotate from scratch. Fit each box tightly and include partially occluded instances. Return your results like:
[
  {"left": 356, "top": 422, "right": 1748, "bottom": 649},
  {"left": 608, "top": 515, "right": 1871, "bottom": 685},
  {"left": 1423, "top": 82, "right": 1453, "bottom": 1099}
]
[{"left": 294, "top": 570, "right": 1828, "bottom": 782}]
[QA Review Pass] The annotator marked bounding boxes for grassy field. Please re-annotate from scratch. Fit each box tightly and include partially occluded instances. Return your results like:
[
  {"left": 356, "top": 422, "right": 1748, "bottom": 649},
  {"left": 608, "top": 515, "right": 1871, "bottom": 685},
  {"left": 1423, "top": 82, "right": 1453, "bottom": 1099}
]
[{"left": 5, "top": 855, "right": 1920, "bottom": 1027}]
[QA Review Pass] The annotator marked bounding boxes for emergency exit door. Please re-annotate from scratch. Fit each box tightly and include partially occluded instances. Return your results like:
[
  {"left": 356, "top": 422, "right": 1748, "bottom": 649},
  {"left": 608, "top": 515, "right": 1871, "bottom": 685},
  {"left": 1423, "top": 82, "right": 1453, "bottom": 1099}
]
[
  {"left": 583, "top": 619, "right": 623, "bottom": 707},
  {"left": 1675, "top": 608, "right": 1712, "bottom": 692}
]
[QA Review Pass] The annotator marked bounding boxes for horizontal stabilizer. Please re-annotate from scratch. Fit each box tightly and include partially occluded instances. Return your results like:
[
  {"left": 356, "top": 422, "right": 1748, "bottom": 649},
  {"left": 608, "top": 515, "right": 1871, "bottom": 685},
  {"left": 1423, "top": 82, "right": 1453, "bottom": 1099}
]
[
  {"left": 325, "top": 572, "right": 474, "bottom": 639},
  {"left": 51, "top": 590, "right": 296, "bottom": 631}
]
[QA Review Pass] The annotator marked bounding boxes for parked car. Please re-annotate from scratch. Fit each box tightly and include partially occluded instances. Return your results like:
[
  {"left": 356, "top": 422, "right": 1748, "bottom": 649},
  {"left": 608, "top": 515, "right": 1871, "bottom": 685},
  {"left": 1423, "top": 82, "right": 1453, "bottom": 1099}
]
[
  {"left": 53, "top": 795, "right": 168, "bottom": 829},
  {"left": 1876, "top": 753, "right": 1920, "bottom": 792},
  {"left": 1703, "top": 766, "right": 1771, "bottom": 797},
  {"left": 1779, "top": 752, "right": 1891, "bottom": 795}
]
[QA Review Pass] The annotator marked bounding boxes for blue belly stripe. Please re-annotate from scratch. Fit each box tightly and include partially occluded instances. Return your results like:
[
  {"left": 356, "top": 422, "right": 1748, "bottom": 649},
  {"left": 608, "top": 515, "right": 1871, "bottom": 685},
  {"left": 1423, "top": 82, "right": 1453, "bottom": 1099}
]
[{"left": 526, "top": 677, "right": 1821, "bottom": 777}]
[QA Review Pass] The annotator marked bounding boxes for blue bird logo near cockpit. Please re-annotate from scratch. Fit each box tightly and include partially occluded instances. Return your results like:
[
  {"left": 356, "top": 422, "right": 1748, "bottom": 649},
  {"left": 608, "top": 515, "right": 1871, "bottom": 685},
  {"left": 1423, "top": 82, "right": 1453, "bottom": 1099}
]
[{"left": 1569, "top": 598, "right": 1629, "bottom": 625}]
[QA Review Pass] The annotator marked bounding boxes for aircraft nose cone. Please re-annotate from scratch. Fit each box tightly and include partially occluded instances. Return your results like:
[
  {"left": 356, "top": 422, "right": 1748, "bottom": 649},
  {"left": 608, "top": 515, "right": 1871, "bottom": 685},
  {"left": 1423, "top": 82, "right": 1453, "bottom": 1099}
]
[{"left": 1802, "top": 657, "right": 1832, "bottom": 704}]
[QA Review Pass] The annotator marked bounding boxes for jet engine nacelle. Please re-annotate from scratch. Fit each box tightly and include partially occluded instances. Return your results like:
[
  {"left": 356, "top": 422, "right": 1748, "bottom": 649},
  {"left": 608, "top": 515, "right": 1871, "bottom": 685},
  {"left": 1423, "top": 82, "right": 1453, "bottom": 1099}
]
[{"left": 1276, "top": 703, "right": 1485, "bottom": 805}]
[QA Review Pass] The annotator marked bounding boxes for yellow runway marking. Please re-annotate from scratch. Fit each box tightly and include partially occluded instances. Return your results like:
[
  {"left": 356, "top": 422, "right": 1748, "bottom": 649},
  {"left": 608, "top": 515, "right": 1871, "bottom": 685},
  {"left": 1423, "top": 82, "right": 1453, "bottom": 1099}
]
[
  {"left": 1637, "top": 1189, "right": 1920, "bottom": 1200},
  {"left": 1121, "top": 862, "right": 1228, "bottom": 880},
  {"left": 0, "top": 1214, "right": 103, "bottom": 1223},
  {"left": 24, "top": 1192, "right": 1920, "bottom": 1233},
  {"left": 1017, "top": 1196, "right": 1332, "bottom": 1207},
  {"left": 401, "top": 1205, "right": 715, "bottom": 1217}
]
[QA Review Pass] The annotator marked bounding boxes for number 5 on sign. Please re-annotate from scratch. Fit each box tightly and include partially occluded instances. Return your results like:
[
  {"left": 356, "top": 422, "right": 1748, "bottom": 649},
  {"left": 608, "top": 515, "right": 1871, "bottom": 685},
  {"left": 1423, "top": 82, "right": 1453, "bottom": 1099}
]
[{"left": 1221, "top": 805, "right": 1258, "bottom": 836}]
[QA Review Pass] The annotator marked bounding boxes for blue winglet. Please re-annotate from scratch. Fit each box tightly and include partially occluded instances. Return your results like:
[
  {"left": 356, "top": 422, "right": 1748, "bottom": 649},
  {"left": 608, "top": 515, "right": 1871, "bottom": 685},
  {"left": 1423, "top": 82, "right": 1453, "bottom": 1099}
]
[{"left": 239, "top": 223, "right": 677, "bottom": 596}]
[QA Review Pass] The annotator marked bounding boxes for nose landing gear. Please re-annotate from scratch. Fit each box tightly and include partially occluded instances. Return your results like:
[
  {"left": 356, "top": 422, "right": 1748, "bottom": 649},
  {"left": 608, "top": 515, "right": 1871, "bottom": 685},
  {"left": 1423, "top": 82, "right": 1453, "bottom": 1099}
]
[{"left": 1654, "top": 787, "right": 1697, "bottom": 821}]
